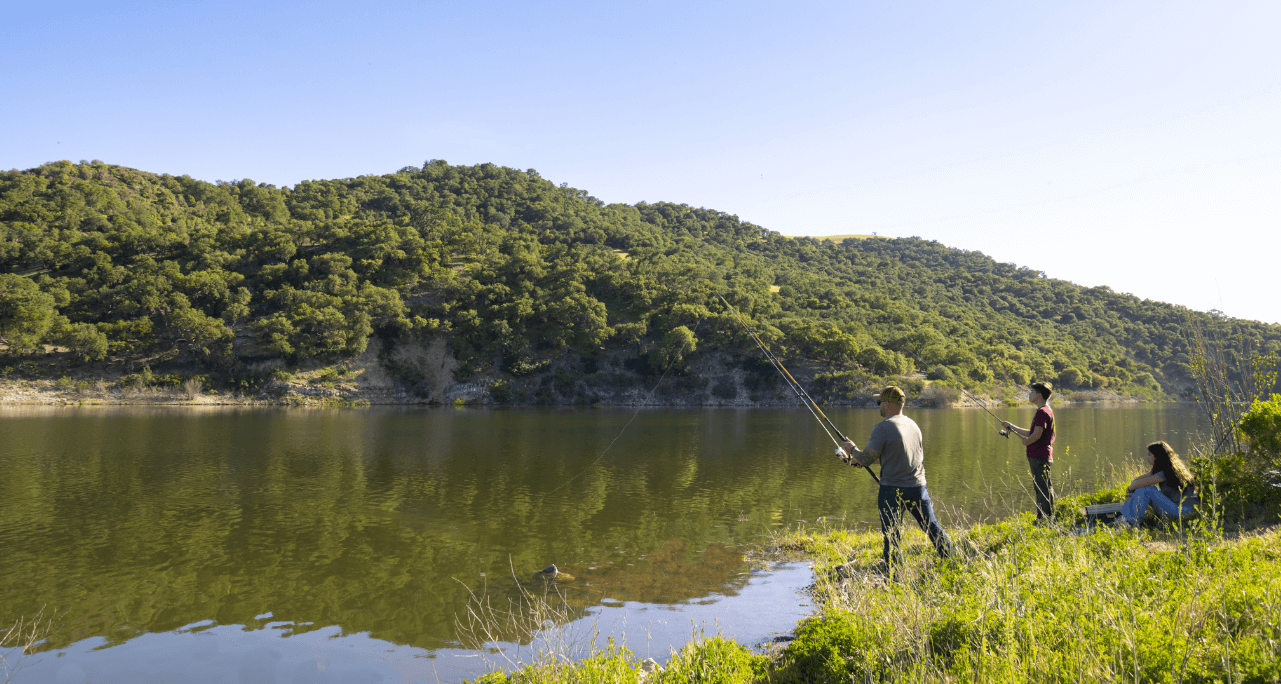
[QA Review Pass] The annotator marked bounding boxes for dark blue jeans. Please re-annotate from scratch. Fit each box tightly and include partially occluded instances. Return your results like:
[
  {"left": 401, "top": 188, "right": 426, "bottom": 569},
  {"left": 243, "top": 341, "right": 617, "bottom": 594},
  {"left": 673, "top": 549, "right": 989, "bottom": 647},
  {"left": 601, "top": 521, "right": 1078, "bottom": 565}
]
[{"left": 877, "top": 485, "right": 954, "bottom": 567}]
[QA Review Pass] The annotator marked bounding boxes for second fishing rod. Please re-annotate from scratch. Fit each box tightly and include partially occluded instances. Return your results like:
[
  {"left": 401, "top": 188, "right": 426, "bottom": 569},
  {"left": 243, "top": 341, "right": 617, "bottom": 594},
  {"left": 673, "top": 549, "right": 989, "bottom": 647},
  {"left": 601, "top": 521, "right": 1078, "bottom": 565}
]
[
  {"left": 717, "top": 295, "right": 930, "bottom": 531},
  {"left": 893, "top": 347, "right": 1011, "bottom": 440},
  {"left": 717, "top": 296, "right": 865, "bottom": 466}
]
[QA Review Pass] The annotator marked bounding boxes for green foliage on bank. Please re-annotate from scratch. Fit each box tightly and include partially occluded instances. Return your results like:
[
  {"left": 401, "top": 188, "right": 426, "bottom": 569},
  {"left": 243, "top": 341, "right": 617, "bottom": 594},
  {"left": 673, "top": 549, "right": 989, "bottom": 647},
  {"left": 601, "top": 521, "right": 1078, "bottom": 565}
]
[
  {"left": 3, "top": 159, "right": 1280, "bottom": 395},
  {"left": 773, "top": 522, "right": 1281, "bottom": 683},
  {"left": 472, "top": 637, "right": 767, "bottom": 684},
  {"left": 469, "top": 513, "right": 1281, "bottom": 683}
]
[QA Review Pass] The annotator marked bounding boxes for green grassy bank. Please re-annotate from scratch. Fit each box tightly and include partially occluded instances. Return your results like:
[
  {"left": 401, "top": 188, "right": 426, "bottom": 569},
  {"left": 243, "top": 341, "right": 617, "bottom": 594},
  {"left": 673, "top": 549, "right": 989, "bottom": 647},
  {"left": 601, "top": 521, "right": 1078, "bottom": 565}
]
[{"left": 469, "top": 488, "right": 1281, "bottom": 684}]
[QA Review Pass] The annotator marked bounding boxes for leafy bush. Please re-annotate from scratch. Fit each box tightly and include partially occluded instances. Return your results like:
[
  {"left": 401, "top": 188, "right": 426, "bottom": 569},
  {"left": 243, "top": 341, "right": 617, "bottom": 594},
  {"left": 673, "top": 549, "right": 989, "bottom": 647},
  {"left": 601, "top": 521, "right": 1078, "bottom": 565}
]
[
  {"left": 0, "top": 274, "right": 57, "bottom": 355},
  {"left": 489, "top": 380, "right": 512, "bottom": 403},
  {"left": 649, "top": 326, "right": 697, "bottom": 372},
  {"left": 1240, "top": 394, "right": 1281, "bottom": 461},
  {"left": 316, "top": 366, "right": 341, "bottom": 383},
  {"left": 658, "top": 635, "right": 767, "bottom": 684}
]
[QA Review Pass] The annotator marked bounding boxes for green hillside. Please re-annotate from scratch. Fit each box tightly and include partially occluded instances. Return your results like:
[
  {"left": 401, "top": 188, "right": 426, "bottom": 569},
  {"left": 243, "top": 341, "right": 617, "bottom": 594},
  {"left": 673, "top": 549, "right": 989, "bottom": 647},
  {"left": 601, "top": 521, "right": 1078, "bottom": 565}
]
[{"left": 2, "top": 159, "right": 1278, "bottom": 400}]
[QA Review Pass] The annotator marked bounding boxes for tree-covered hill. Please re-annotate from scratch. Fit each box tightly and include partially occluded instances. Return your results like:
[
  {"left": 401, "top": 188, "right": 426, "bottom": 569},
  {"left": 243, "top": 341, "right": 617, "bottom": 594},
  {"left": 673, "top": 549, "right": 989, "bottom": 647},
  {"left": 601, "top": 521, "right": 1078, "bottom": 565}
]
[{"left": 2, "top": 159, "right": 1277, "bottom": 401}]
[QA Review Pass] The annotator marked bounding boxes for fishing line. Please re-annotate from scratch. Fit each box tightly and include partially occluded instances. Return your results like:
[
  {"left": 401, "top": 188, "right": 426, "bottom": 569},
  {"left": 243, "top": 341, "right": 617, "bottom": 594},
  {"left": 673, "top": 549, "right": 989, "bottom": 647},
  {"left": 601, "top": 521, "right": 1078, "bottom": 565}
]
[
  {"left": 718, "top": 296, "right": 839, "bottom": 442},
  {"left": 718, "top": 295, "right": 882, "bottom": 486},
  {"left": 897, "top": 347, "right": 1010, "bottom": 438},
  {"left": 718, "top": 295, "right": 936, "bottom": 532},
  {"left": 466, "top": 313, "right": 709, "bottom": 527}
]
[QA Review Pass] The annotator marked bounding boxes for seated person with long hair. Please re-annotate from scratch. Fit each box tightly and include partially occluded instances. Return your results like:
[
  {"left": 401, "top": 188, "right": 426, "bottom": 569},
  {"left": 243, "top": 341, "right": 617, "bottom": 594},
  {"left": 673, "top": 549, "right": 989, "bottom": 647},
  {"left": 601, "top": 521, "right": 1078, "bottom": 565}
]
[{"left": 1121, "top": 441, "right": 1199, "bottom": 525}]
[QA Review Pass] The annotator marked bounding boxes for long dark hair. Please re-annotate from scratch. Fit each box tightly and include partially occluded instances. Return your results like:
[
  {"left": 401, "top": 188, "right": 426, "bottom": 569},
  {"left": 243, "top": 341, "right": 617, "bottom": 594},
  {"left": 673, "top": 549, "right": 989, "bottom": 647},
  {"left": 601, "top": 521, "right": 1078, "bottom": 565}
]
[{"left": 1148, "top": 441, "right": 1195, "bottom": 492}]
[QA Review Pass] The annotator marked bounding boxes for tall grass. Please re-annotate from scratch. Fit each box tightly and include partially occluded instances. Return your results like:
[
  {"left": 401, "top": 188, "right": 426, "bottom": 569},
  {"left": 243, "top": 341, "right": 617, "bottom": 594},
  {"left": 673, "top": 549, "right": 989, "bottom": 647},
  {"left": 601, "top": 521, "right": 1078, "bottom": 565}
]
[
  {"left": 772, "top": 505, "right": 1280, "bottom": 683},
  {"left": 1, "top": 606, "right": 58, "bottom": 684},
  {"left": 460, "top": 566, "right": 768, "bottom": 684},
  {"left": 463, "top": 326, "right": 1281, "bottom": 683},
  {"left": 462, "top": 471, "right": 1279, "bottom": 684},
  {"left": 455, "top": 568, "right": 596, "bottom": 675}
]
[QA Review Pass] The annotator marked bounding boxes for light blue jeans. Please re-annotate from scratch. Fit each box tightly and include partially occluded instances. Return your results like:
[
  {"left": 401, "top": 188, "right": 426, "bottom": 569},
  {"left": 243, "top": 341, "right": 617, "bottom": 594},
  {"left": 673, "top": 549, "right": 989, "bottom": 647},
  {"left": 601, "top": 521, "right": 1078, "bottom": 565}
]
[{"left": 1121, "top": 485, "right": 1197, "bottom": 524}]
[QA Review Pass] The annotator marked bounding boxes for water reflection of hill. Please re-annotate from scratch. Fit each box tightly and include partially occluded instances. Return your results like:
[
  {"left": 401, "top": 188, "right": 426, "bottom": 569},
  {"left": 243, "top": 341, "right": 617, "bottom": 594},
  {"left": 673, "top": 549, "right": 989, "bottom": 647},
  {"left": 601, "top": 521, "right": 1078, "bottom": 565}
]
[
  {"left": 568, "top": 539, "right": 746, "bottom": 604},
  {"left": 0, "top": 405, "right": 1199, "bottom": 655}
]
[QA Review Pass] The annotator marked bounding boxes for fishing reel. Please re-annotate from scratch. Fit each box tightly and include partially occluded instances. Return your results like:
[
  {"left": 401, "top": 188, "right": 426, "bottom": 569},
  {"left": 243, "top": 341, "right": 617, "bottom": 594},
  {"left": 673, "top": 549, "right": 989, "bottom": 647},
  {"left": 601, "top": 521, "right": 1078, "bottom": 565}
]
[
  {"left": 1000, "top": 429, "right": 1010, "bottom": 438},
  {"left": 835, "top": 446, "right": 850, "bottom": 462}
]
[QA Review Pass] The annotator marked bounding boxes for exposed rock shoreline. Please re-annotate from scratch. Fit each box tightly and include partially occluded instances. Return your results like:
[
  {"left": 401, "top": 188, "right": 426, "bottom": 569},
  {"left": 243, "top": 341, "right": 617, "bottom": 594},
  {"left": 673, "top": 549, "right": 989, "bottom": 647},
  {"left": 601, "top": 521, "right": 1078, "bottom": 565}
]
[{"left": 0, "top": 335, "right": 1148, "bottom": 410}]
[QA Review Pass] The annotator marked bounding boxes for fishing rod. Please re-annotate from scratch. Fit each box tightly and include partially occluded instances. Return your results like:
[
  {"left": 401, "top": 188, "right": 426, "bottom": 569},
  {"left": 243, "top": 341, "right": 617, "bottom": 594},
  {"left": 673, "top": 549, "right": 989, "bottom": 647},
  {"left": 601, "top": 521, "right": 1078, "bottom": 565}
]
[
  {"left": 896, "top": 347, "right": 1009, "bottom": 439},
  {"left": 719, "top": 295, "right": 933, "bottom": 531},
  {"left": 717, "top": 295, "right": 876, "bottom": 481}
]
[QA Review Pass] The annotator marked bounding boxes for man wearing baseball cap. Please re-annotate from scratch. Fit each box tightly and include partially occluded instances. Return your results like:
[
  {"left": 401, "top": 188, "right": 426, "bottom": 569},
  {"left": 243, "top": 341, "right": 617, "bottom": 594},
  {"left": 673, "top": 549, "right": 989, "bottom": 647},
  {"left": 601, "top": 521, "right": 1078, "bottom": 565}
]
[{"left": 839, "top": 385, "right": 953, "bottom": 572}]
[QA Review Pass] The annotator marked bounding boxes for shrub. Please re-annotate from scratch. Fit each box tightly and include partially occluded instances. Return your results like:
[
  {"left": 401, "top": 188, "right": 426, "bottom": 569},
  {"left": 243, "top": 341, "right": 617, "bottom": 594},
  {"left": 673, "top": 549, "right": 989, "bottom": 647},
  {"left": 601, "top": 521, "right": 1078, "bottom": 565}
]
[
  {"left": 967, "top": 364, "right": 994, "bottom": 383},
  {"left": 1058, "top": 367, "right": 1085, "bottom": 387},
  {"left": 56, "top": 321, "right": 108, "bottom": 361},
  {"left": 649, "top": 326, "right": 698, "bottom": 372},
  {"left": 1239, "top": 394, "right": 1281, "bottom": 461},
  {"left": 920, "top": 384, "right": 961, "bottom": 408},
  {"left": 858, "top": 346, "right": 912, "bottom": 375},
  {"left": 316, "top": 366, "right": 341, "bottom": 383},
  {"left": 658, "top": 635, "right": 767, "bottom": 684},
  {"left": 0, "top": 274, "right": 58, "bottom": 356},
  {"left": 181, "top": 378, "right": 203, "bottom": 400}
]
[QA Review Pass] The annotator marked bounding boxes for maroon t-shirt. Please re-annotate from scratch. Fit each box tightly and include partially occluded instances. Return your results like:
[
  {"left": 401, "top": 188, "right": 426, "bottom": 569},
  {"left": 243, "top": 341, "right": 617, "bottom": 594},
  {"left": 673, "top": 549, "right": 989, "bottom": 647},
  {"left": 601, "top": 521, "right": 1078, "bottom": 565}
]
[{"left": 1027, "top": 406, "right": 1055, "bottom": 461}]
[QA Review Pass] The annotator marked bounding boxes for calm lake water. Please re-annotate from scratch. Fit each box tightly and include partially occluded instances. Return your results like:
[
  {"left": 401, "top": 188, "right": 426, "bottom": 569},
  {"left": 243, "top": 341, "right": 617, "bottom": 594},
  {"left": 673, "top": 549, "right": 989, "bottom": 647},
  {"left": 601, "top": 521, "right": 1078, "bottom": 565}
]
[{"left": 0, "top": 404, "right": 1202, "bottom": 683}]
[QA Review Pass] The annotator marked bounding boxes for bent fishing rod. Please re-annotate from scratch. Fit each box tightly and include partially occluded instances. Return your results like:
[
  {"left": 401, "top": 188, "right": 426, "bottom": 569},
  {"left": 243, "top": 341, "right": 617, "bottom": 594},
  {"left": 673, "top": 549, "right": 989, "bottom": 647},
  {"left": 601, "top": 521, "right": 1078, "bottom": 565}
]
[{"left": 896, "top": 347, "right": 1010, "bottom": 439}]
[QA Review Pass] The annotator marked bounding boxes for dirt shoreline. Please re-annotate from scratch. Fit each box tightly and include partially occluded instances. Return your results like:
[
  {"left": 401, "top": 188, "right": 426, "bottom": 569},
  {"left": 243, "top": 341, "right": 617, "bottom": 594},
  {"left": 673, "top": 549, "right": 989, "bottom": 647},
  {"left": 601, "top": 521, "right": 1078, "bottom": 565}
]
[{"left": 0, "top": 375, "right": 1151, "bottom": 409}]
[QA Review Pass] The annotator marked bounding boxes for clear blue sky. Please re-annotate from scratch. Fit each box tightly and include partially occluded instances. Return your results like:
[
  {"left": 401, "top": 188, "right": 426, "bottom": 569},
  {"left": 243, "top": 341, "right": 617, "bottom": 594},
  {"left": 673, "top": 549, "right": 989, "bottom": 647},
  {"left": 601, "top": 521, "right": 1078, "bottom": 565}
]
[{"left": 5, "top": 0, "right": 1279, "bottom": 323}]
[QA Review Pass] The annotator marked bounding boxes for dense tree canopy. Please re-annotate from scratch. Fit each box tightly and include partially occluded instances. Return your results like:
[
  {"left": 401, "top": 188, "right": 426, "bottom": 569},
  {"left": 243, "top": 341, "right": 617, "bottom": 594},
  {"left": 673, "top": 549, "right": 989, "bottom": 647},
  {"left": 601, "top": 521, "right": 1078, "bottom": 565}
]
[{"left": 2, "top": 159, "right": 1278, "bottom": 397}]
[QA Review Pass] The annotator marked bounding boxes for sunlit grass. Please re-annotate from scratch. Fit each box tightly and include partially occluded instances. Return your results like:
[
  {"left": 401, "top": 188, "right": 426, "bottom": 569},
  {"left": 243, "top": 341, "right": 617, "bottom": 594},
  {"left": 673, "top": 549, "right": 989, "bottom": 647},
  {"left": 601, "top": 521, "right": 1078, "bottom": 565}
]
[{"left": 467, "top": 485, "right": 1281, "bottom": 683}]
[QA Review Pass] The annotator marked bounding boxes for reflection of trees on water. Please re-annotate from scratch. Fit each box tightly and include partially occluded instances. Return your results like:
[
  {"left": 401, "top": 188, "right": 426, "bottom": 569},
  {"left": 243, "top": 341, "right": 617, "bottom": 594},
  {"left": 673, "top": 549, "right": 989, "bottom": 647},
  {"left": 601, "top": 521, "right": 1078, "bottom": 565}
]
[
  {"left": 0, "top": 409, "right": 801, "bottom": 653},
  {"left": 0, "top": 406, "right": 1200, "bottom": 654},
  {"left": 569, "top": 539, "right": 745, "bottom": 604},
  {"left": 455, "top": 538, "right": 746, "bottom": 648}
]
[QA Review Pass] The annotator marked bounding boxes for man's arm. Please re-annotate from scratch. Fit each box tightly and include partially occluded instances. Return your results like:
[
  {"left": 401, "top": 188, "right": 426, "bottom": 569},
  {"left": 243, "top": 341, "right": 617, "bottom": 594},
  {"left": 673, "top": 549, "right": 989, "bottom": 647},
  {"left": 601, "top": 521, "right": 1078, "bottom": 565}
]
[
  {"left": 1002, "top": 420, "right": 1029, "bottom": 437},
  {"left": 1001, "top": 421, "right": 1044, "bottom": 445},
  {"left": 839, "top": 439, "right": 881, "bottom": 467}
]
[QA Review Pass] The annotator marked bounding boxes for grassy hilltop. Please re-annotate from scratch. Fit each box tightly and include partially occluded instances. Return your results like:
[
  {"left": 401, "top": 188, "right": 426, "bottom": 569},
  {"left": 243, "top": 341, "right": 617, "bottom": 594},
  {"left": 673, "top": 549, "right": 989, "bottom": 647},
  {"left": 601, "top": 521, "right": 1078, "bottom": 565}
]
[{"left": 2, "top": 160, "right": 1279, "bottom": 404}]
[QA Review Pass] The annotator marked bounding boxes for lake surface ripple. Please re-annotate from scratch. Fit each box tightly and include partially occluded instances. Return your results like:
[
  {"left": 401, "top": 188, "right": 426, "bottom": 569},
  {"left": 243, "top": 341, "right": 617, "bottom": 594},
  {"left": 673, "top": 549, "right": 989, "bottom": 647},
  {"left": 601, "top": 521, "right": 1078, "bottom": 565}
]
[{"left": 0, "top": 405, "right": 1201, "bottom": 682}]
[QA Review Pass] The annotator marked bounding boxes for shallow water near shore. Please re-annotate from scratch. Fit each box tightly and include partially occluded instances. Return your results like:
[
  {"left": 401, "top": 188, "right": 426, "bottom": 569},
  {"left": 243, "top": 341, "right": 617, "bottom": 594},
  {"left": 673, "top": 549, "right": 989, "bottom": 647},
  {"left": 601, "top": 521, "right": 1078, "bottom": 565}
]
[{"left": 0, "top": 404, "right": 1201, "bottom": 682}]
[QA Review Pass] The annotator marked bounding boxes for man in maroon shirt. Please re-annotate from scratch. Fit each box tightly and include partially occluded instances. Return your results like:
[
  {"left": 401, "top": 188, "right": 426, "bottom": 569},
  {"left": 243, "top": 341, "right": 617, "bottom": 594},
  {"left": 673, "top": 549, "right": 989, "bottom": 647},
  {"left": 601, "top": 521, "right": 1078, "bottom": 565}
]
[{"left": 1002, "top": 382, "right": 1056, "bottom": 523}]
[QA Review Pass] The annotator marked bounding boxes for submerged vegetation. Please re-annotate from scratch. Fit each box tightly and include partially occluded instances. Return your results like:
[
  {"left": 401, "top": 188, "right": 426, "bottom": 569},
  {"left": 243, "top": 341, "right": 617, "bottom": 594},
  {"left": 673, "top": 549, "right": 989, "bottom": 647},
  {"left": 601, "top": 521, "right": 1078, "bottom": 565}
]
[{"left": 3, "top": 160, "right": 1280, "bottom": 402}]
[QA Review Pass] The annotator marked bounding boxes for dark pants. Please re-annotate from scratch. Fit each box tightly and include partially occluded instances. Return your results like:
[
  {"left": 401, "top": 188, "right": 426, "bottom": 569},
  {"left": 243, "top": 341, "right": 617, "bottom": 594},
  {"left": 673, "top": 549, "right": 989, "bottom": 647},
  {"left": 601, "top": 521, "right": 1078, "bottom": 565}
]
[
  {"left": 1028, "top": 458, "right": 1054, "bottom": 521},
  {"left": 877, "top": 485, "right": 953, "bottom": 568}
]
